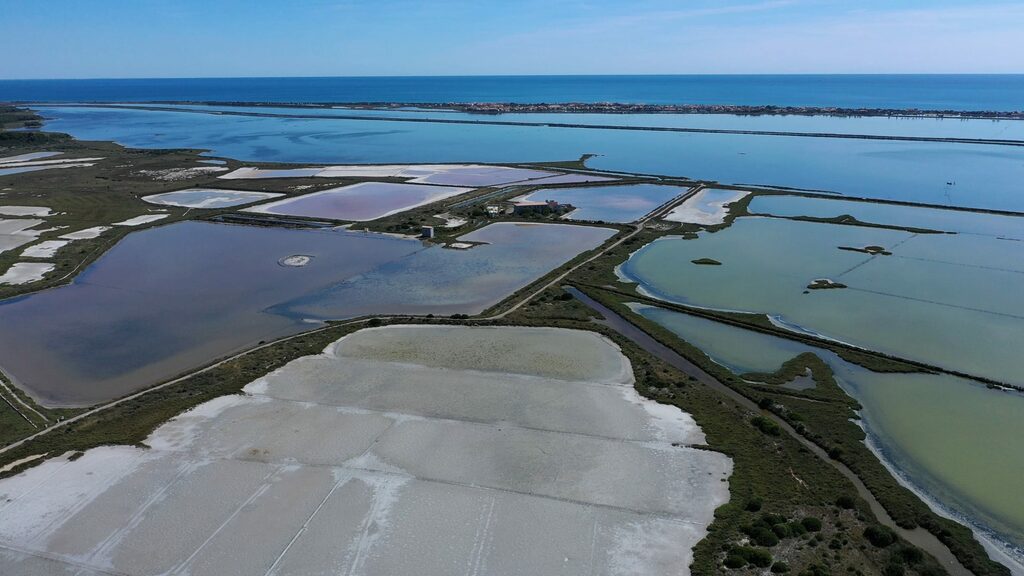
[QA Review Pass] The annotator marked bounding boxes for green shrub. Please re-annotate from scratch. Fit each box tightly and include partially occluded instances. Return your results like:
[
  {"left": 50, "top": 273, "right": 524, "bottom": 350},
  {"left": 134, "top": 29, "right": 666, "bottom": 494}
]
[
  {"left": 893, "top": 545, "right": 923, "bottom": 564},
  {"left": 801, "top": 517, "right": 823, "bottom": 532},
  {"left": 752, "top": 415, "right": 782, "bottom": 436},
  {"left": 772, "top": 561, "right": 791, "bottom": 573},
  {"left": 864, "top": 525, "right": 896, "bottom": 548},
  {"left": 749, "top": 527, "right": 780, "bottom": 547},
  {"left": 883, "top": 562, "right": 904, "bottom": 576},
  {"left": 744, "top": 497, "right": 763, "bottom": 512},
  {"left": 730, "top": 546, "right": 774, "bottom": 568},
  {"left": 835, "top": 495, "right": 856, "bottom": 509},
  {"left": 799, "top": 564, "right": 830, "bottom": 576},
  {"left": 724, "top": 555, "right": 746, "bottom": 569},
  {"left": 772, "top": 523, "right": 793, "bottom": 538}
]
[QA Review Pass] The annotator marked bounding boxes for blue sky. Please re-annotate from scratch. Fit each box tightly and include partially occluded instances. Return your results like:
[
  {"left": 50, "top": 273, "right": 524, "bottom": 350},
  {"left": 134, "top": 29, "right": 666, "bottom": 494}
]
[{"left": 2, "top": 0, "right": 1022, "bottom": 78}]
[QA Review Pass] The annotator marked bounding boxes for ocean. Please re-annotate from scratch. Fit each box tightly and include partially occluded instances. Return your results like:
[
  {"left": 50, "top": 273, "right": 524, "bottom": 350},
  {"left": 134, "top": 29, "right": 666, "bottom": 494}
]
[{"left": 2, "top": 75, "right": 1023, "bottom": 110}]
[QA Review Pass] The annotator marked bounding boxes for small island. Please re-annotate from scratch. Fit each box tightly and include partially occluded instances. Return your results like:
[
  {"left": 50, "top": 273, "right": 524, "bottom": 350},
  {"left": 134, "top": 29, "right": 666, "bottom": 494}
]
[{"left": 692, "top": 257, "right": 722, "bottom": 266}]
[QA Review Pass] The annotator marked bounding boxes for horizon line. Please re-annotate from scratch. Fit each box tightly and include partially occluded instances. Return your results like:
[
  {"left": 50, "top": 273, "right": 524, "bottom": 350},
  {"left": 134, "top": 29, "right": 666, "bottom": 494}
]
[{"left": 3, "top": 73, "right": 1024, "bottom": 82}]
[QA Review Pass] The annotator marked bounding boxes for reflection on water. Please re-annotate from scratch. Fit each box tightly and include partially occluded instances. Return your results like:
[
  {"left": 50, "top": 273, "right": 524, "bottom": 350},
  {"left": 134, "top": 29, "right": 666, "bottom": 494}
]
[
  {"left": 517, "top": 184, "right": 684, "bottom": 223},
  {"left": 0, "top": 222, "right": 423, "bottom": 406},
  {"left": 277, "top": 222, "right": 616, "bottom": 319},
  {"left": 0, "top": 221, "right": 613, "bottom": 406},
  {"left": 618, "top": 217, "right": 1024, "bottom": 385},
  {"left": 630, "top": 303, "right": 1024, "bottom": 572}
]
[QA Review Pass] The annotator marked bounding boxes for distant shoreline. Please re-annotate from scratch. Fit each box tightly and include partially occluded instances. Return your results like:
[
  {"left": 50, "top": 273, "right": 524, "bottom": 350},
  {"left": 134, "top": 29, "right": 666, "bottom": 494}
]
[
  {"left": 17, "top": 102, "right": 1024, "bottom": 148},
  {"left": 140, "top": 100, "right": 1024, "bottom": 120}
]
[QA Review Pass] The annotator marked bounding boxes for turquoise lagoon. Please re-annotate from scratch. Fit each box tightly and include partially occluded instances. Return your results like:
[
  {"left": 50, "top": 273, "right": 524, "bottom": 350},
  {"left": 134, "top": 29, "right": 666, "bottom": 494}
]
[
  {"left": 629, "top": 303, "right": 1024, "bottom": 571},
  {"left": 749, "top": 194, "right": 1024, "bottom": 239},
  {"left": 618, "top": 216, "right": 1024, "bottom": 386}
]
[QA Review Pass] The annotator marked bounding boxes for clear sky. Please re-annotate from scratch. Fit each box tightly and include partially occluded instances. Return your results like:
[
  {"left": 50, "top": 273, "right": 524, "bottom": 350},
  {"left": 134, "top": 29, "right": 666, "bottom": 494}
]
[{"left": 2, "top": 0, "right": 1022, "bottom": 79}]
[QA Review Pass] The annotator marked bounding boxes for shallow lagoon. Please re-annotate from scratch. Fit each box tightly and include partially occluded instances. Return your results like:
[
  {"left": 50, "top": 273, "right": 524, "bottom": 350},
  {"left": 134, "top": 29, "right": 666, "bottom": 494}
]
[
  {"left": 0, "top": 221, "right": 613, "bottom": 406},
  {"left": 279, "top": 222, "right": 616, "bottom": 319},
  {"left": 37, "top": 106, "right": 1024, "bottom": 211},
  {"left": 516, "top": 184, "right": 683, "bottom": 222},
  {"left": 142, "top": 188, "right": 283, "bottom": 209},
  {"left": 243, "top": 182, "right": 471, "bottom": 221},
  {"left": 0, "top": 221, "right": 423, "bottom": 405},
  {"left": 629, "top": 303, "right": 1024, "bottom": 572},
  {"left": 618, "top": 217, "right": 1024, "bottom": 385},
  {"left": 749, "top": 194, "right": 1024, "bottom": 239}
]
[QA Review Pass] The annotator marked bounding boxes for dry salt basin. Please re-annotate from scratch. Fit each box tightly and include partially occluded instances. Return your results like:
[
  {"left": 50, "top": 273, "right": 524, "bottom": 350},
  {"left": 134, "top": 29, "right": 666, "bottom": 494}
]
[
  {"left": 0, "top": 218, "right": 46, "bottom": 255},
  {"left": 219, "top": 167, "right": 325, "bottom": 179},
  {"left": 59, "top": 226, "right": 110, "bottom": 240},
  {"left": 220, "top": 164, "right": 571, "bottom": 188},
  {"left": 663, "top": 188, "right": 749, "bottom": 226},
  {"left": 0, "top": 325, "right": 731, "bottom": 576},
  {"left": 0, "top": 205, "right": 54, "bottom": 217},
  {"left": 21, "top": 240, "right": 69, "bottom": 258},
  {"left": 112, "top": 214, "right": 169, "bottom": 226},
  {"left": 243, "top": 182, "right": 472, "bottom": 221},
  {"left": 0, "top": 157, "right": 104, "bottom": 168},
  {"left": 142, "top": 188, "right": 285, "bottom": 209},
  {"left": 404, "top": 165, "right": 558, "bottom": 186},
  {"left": 0, "top": 262, "right": 53, "bottom": 285},
  {"left": 0, "top": 151, "right": 62, "bottom": 164}
]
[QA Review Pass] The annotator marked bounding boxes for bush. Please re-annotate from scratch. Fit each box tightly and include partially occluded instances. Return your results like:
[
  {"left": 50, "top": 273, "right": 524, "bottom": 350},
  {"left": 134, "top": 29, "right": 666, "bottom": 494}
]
[
  {"left": 801, "top": 517, "right": 823, "bottom": 532},
  {"left": 744, "top": 497, "right": 763, "bottom": 512},
  {"left": 864, "top": 525, "right": 896, "bottom": 548},
  {"left": 749, "top": 527, "right": 780, "bottom": 547},
  {"left": 724, "top": 555, "right": 746, "bottom": 569},
  {"left": 799, "top": 564, "right": 830, "bottom": 576},
  {"left": 772, "top": 523, "right": 793, "bottom": 538},
  {"left": 746, "top": 548, "right": 774, "bottom": 568},
  {"left": 732, "top": 546, "right": 774, "bottom": 568},
  {"left": 752, "top": 415, "right": 782, "bottom": 436},
  {"left": 893, "top": 545, "right": 923, "bottom": 564},
  {"left": 772, "top": 561, "right": 791, "bottom": 573},
  {"left": 835, "top": 495, "right": 856, "bottom": 509},
  {"left": 883, "top": 562, "right": 904, "bottom": 576}
]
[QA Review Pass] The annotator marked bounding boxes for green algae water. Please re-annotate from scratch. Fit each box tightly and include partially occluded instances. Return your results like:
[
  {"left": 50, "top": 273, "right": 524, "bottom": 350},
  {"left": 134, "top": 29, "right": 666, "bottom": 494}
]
[
  {"left": 618, "top": 216, "right": 1024, "bottom": 386},
  {"left": 629, "top": 303, "right": 1024, "bottom": 571}
]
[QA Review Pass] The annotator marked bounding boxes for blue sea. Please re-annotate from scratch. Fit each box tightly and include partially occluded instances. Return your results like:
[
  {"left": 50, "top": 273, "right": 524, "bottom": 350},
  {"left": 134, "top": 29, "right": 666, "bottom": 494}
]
[{"left": 2, "top": 75, "right": 1024, "bottom": 110}]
